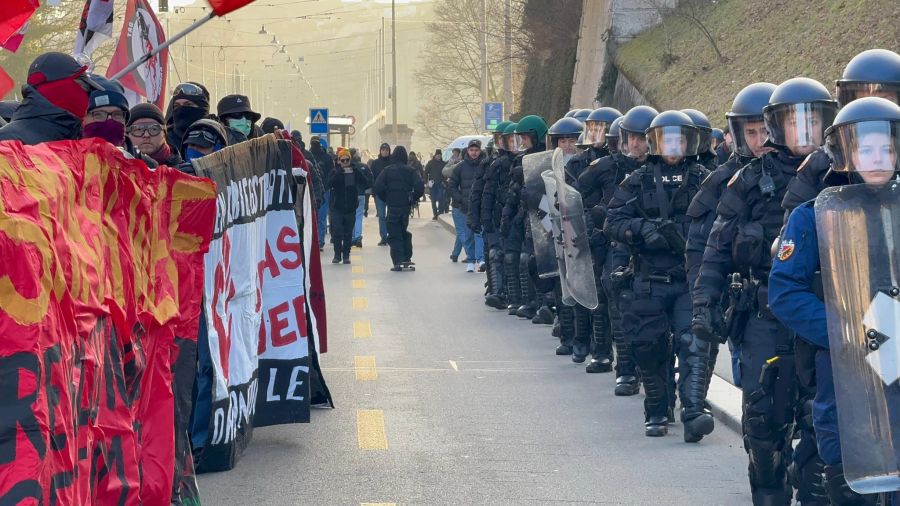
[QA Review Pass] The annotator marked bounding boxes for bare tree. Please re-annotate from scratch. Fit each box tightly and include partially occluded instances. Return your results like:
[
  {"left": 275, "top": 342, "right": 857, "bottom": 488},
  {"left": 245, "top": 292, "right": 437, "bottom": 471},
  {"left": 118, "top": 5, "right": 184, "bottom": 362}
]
[{"left": 644, "top": 0, "right": 726, "bottom": 65}]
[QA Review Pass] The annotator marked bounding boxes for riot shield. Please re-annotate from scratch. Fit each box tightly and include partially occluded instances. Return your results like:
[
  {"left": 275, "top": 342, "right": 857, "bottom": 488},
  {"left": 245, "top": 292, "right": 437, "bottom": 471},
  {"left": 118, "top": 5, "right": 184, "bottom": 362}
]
[
  {"left": 523, "top": 151, "right": 558, "bottom": 279},
  {"left": 541, "top": 172, "right": 574, "bottom": 305},
  {"left": 815, "top": 182, "right": 900, "bottom": 494},
  {"left": 552, "top": 148, "right": 598, "bottom": 310}
]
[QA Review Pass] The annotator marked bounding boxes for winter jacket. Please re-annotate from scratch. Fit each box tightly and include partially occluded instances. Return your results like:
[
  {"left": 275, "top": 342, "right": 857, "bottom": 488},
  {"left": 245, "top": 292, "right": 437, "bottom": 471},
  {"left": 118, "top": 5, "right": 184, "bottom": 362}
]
[
  {"left": 373, "top": 163, "right": 425, "bottom": 208},
  {"left": 425, "top": 158, "right": 446, "bottom": 183},
  {"left": 327, "top": 165, "right": 370, "bottom": 214},
  {"left": 0, "top": 85, "right": 82, "bottom": 144},
  {"left": 447, "top": 152, "right": 485, "bottom": 212},
  {"left": 369, "top": 155, "right": 392, "bottom": 184}
]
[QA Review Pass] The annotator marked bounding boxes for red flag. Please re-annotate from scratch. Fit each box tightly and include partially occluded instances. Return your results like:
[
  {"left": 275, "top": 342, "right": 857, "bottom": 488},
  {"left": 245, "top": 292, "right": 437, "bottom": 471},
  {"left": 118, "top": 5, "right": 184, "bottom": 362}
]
[
  {"left": 0, "top": 65, "right": 14, "bottom": 99},
  {"left": 207, "top": 0, "right": 256, "bottom": 16},
  {"left": 0, "top": 0, "right": 37, "bottom": 46},
  {"left": 2, "top": 21, "right": 29, "bottom": 52},
  {"left": 106, "top": 0, "right": 167, "bottom": 109}
]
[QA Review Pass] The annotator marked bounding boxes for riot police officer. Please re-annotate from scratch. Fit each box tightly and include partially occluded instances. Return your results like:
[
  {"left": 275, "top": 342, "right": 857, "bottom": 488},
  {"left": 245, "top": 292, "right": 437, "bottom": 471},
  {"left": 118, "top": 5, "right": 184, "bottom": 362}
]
[
  {"left": 680, "top": 109, "right": 718, "bottom": 172},
  {"left": 605, "top": 117, "right": 623, "bottom": 155},
  {"left": 483, "top": 120, "right": 514, "bottom": 309},
  {"left": 581, "top": 106, "right": 658, "bottom": 393},
  {"left": 499, "top": 122, "right": 524, "bottom": 315},
  {"left": 692, "top": 77, "right": 838, "bottom": 505},
  {"left": 680, "top": 82, "right": 777, "bottom": 444},
  {"left": 605, "top": 110, "right": 708, "bottom": 436},
  {"left": 782, "top": 49, "right": 900, "bottom": 216},
  {"left": 770, "top": 96, "right": 900, "bottom": 506}
]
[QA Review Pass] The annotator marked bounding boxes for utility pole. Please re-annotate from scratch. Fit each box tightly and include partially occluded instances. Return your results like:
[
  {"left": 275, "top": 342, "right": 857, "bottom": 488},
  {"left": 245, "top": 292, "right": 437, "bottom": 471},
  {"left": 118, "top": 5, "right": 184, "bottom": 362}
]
[
  {"left": 504, "top": 0, "right": 513, "bottom": 119},
  {"left": 391, "top": 0, "right": 399, "bottom": 146},
  {"left": 480, "top": 0, "right": 488, "bottom": 132}
]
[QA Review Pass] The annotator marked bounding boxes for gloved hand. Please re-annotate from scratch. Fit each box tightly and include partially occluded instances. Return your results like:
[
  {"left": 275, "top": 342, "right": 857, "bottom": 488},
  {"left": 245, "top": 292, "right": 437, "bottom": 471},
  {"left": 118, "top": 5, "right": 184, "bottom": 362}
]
[
  {"left": 692, "top": 304, "right": 724, "bottom": 343},
  {"left": 639, "top": 220, "right": 669, "bottom": 250}
]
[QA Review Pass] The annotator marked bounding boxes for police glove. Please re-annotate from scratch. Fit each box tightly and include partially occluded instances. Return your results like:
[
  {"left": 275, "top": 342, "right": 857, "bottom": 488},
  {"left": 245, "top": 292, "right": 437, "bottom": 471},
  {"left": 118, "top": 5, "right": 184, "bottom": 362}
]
[
  {"left": 692, "top": 304, "right": 724, "bottom": 343},
  {"left": 639, "top": 220, "right": 669, "bottom": 250}
]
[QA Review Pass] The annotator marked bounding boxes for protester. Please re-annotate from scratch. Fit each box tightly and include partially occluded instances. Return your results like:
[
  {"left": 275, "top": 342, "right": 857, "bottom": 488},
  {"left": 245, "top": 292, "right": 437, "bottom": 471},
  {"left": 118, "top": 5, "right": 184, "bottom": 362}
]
[
  {"left": 425, "top": 149, "right": 447, "bottom": 218},
  {"left": 0, "top": 52, "right": 103, "bottom": 144},
  {"left": 128, "top": 103, "right": 182, "bottom": 167},
  {"left": 0, "top": 100, "right": 19, "bottom": 123},
  {"left": 290, "top": 130, "right": 325, "bottom": 211},
  {"left": 166, "top": 82, "right": 211, "bottom": 154},
  {"left": 373, "top": 145, "right": 425, "bottom": 271},
  {"left": 408, "top": 151, "right": 426, "bottom": 201},
  {"left": 310, "top": 136, "right": 334, "bottom": 250},
  {"left": 82, "top": 76, "right": 157, "bottom": 167},
  {"left": 369, "top": 142, "right": 393, "bottom": 245},
  {"left": 327, "top": 148, "right": 370, "bottom": 264},
  {"left": 217, "top": 94, "right": 261, "bottom": 144},
  {"left": 261, "top": 117, "right": 285, "bottom": 135},
  {"left": 178, "top": 119, "right": 229, "bottom": 173},
  {"left": 447, "top": 139, "right": 486, "bottom": 272}
]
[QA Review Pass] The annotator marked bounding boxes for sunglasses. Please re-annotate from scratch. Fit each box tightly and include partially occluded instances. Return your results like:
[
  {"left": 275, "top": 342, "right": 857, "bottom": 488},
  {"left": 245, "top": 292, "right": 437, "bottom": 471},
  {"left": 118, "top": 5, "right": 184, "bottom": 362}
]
[
  {"left": 127, "top": 124, "right": 163, "bottom": 137},
  {"left": 173, "top": 83, "right": 205, "bottom": 97},
  {"left": 90, "top": 110, "right": 127, "bottom": 122},
  {"left": 339, "top": 157, "right": 350, "bottom": 162}
]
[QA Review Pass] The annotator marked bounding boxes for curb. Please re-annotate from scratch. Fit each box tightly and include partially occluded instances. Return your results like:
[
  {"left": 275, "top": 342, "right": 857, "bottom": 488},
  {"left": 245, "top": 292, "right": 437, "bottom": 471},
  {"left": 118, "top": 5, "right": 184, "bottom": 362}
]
[{"left": 433, "top": 217, "right": 745, "bottom": 435}]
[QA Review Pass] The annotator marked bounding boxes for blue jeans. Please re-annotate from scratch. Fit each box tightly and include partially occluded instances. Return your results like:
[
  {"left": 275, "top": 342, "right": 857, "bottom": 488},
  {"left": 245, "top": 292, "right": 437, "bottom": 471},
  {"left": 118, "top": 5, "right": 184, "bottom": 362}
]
[
  {"left": 451, "top": 207, "right": 480, "bottom": 261},
  {"left": 353, "top": 195, "right": 365, "bottom": 241},
  {"left": 375, "top": 197, "right": 388, "bottom": 241},
  {"left": 317, "top": 190, "right": 330, "bottom": 247}
]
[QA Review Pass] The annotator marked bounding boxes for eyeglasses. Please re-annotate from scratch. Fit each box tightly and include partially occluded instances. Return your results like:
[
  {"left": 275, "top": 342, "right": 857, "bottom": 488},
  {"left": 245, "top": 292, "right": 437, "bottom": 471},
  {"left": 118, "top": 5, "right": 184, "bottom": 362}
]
[
  {"left": 90, "top": 110, "right": 127, "bottom": 122},
  {"left": 127, "top": 124, "right": 163, "bottom": 137},
  {"left": 173, "top": 83, "right": 205, "bottom": 97}
]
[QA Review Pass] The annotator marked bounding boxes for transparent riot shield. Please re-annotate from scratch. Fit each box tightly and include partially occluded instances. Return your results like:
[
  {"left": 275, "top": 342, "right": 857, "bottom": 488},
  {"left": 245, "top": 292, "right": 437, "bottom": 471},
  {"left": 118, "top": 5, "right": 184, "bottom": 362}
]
[
  {"left": 552, "top": 148, "right": 598, "bottom": 310},
  {"left": 815, "top": 182, "right": 900, "bottom": 494},
  {"left": 541, "top": 172, "right": 574, "bottom": 305},
  {"left": 523, "top": 151, "right": 558, "bottom": 279}
]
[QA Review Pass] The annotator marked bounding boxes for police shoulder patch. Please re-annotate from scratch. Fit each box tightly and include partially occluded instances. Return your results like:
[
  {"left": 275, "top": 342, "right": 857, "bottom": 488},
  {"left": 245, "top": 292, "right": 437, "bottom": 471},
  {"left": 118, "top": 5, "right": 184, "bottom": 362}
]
[
  {"left": 727, "top": 171, "right": 741, "bottom": 187},
  {"left": 589, "top": 158, "right": 601, "bottom": 166},
  {"left": 778, "top": 239, "right": 795, "bottom": 261}
]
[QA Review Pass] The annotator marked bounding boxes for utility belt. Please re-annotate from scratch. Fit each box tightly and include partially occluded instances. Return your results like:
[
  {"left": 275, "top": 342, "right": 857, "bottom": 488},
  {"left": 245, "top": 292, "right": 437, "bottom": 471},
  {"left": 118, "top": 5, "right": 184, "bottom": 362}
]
[{"left": 636, "top": 260, "right": 686, "bottom": 284}]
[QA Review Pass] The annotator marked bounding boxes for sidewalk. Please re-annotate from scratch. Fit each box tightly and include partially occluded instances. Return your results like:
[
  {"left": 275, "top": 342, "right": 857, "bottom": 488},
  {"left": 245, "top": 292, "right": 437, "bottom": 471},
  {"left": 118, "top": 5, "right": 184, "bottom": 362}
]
[{"left": 435, "top": 212, "right": 744, "bottom": 434}]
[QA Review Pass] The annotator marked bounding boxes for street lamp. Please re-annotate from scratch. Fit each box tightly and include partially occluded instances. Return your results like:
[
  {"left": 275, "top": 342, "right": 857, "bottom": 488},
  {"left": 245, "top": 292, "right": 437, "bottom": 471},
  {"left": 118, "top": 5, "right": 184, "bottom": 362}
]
[{"left": 259, "top": 25, "right": 268, "bottom": 35}]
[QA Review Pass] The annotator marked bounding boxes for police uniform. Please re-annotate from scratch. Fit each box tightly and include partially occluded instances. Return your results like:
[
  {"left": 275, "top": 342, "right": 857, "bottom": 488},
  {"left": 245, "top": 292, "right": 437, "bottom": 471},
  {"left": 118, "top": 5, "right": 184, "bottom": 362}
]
[{"left": 482, "top": 150, "right": 516, "bottom": 308}]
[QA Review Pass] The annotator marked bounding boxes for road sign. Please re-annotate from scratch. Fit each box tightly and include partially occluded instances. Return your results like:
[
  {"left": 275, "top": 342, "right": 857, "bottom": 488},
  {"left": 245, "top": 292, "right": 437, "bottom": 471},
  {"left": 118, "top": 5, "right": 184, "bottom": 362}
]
[
  {"left": 484, "top": 102, "right": 504, "bottom": 131},
  {"left": 310, "top": 108, "right": 329, "bottom": 134}
]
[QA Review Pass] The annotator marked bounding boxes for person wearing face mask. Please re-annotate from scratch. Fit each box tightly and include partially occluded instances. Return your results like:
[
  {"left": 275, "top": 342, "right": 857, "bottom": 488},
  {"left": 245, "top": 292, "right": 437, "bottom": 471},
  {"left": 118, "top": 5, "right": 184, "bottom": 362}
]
[
  {"left": 81, "top": 76, "right": 157, "bottom": 168},
  {"left": 691, "top": 78, "right": 838, "bottom": 505},
  {"left": 578, "top": 106, "right": 657, "bottom": 393},
  {"left": 165, "top": 82, "right": 211, "bottom": 154},
  {"left": 177, "top": 119, "right": 229, "bottom": 173},
  {"left": 769, "top": 97, "right": 900, "bottom": 506},
  {"left": 217, "top": 94, "right": 261, "bottom": 145},
  {"left": 127, "top": 103, "right": 182, "bottom": 167},
  {"left": 261, "top": 117, "right": 284, "bottom": 136},
  {"left": 605, "top": 110, "right": 709, "bottom": 438},
  {"left": 0, "top": 52, "right": 104, "bottom": 144}
]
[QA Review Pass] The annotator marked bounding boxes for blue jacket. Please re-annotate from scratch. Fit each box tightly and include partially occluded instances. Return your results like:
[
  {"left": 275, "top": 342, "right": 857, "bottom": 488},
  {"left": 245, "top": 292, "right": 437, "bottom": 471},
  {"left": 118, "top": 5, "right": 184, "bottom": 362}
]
[{"left": 768, "top": 201, "right": 829, "bottom": 349}]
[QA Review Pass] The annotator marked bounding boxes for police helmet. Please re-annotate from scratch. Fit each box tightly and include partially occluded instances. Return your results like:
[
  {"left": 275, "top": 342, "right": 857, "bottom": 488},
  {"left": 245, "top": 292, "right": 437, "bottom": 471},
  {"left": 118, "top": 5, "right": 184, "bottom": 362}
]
[
  {"left": 619, "top": 106, "right": 659, "bottom": 159},
  {"left": 824, "top": 96, "right": 900, "bottom": 177},
  {"left": 504, "top": 122, "right": 520, "bottom": 153},
  {"left": 680, "top": 109, "right": 712, "bottom": 153},
  {"left": 727, "top": 82, "right": 777, "bottom": 158},
  {"left": 572, "top": 109, "right": 592, "bottom": 123},
  {"left": 585, "top": 107, "right": 623, "bottom": 146},
  {"left": 646, "top": 110, "right": 700, "bottom": 158},
  {"left": 606, "top": 117, "right": 623, "bottom": 154},
  {"left": 711, "top": 128, "right": 725, "bottom": 144},
  {"left": 576, "top": 132, "right": 590, "bottom": 150},
  {"left": 514, "top": 115, "right": 548, "bottom": 151},
  {"left": 548, "top": 117, "right": 584, "bottom": 150},
  {"left": 494, "top": 120, "right": 513, "bottom": 150},
  {"left": 835, "top": 49, "right": 900, "bottom": 108},
  {"left": 564, "top": 110, "right": 578, "bottom": 118},
  {"left": 763, "top": 77, "right": 838, "bottom": 156}
]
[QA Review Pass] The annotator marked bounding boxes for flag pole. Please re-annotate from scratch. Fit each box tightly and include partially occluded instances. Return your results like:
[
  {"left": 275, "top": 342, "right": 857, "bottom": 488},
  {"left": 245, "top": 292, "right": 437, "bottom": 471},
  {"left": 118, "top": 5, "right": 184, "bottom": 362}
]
[{"left": 110, "top": 11, "right": 215, "bottom": 82}]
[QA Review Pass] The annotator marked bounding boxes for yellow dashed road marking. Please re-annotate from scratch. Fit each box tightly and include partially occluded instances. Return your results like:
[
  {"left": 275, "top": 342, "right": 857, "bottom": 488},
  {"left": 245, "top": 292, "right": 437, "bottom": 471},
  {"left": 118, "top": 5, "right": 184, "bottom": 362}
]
[
  {"left": 352, "top": 297, "right": 369, "bottom": 310},
  {"left": 352, "top": 265, "right": 365, "bottom": 273},
  {"left": 354, "top": 356, "right": 378, "bottom": 381},
  {"left": 352, "top": 279, "right": 367, "bottom": 289},
  {"left": 351, "top": 254, "right": 363, "bottom": 262},
  {"left": 357, "top": 410, "right": 388, "bottom": 449},
  {"left": 354, "top": 321, "right": 372, "bottom": 338}
]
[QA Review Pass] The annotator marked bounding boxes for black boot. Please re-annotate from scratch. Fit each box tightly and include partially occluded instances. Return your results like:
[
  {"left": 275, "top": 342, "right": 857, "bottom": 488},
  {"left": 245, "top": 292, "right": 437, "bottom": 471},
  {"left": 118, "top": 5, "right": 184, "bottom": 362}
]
[
  {"left": 586, "top": 301, "right": 613, "bottom": 373},
  {"left": 551, "top": 317, "right": 560, "bottom": 338},
  {"left": 615, "top": 375, "right": 640, "bottom": 396},
  {"left": 823, "top": 466, "right": 876, "bottom": 506},
  {"left": 532, "top": 304, "right": 554, "bottom": 324},
  {"left": 680, "top": 333, "right": 715, "bottom": 443},
  {"left": 516, "top": 252, "right": 537, "bottom": 318},
  {"left": 504, "top": 253, "right": 521, "bottom": 316},
  {"left": 572, "top": 305, "right": 591, "bottom": 363},
  {"left": 642, "top": 371, "right": 670, "bottom": 437},
  {"left": 332, "top": 250, "right": 341, "bottom": 264},
  {"left": 557, "top": 303, "right": 575, "bottom": 355},
  {"left": 613, "top": 333, "right": 639, "bottom": 395},
  {"left": 485, "top": 252, "right": 508, "bottom": 309}
]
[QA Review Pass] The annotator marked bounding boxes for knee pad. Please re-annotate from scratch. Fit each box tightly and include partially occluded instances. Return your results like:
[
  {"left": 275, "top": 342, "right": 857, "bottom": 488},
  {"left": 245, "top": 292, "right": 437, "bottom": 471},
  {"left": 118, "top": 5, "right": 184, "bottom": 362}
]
[
  {"left": 519, "top": 252, "right": 530, "bottom": 271},
  {"left": 504, "top": 253, "right": 518, "bottom": 269}
]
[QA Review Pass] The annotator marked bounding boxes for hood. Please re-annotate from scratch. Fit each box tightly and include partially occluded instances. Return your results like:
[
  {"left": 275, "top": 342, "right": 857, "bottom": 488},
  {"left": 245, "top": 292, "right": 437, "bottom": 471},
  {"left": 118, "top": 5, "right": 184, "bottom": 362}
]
[{"left": 7, "top": 85, "right": 83, "bottom": 139}]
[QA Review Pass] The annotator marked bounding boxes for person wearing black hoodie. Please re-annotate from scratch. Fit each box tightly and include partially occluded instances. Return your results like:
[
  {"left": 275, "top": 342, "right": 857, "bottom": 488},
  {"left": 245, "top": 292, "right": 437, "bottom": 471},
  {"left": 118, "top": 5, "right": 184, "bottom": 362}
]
[
  {"left": 310, "top": 136, "right": 334, "bottom": 249},
  {"left": 369, "top": 142, "right": 393, "bottom": 245},
  {"left": 177, "top": 119, "right": 230, "bottom": 174},
  {"left": 165, "top": 82, "right": 211, "bottom": 154},
  {"left": 0, "top": 52, "right": 103, "bottom": 144},
  {"left": 373, "top": 146, "right": 424, "bottom": 270}
]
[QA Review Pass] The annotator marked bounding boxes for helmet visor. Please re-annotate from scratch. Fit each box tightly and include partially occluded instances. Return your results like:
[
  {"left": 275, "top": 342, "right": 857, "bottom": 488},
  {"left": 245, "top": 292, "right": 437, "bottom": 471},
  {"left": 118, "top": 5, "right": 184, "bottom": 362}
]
[
  {"left": 493, "top": 132, "right": 505, "bottom": 150},
  {"left": 835, "top": 82, "right": 900, "bottom": 108},
  {"left": 695, "top": 127, "right": 712, "bottom": 154},
  {"left": 728, "top": 115, "right": 768, "bottom": 158},
  {"left": 620, "top": 129, "right": 649, "bottom": 159},
  {"left": 647, "top": 126, "right": 700, "bottom": 157},
  {"left": 825, "top": 120, "right": 900, "bottom": 173},
  {"left": 764, "top": 102, "right": 837, "bottom": 153},
  {"left": 585, "top": 120, "right": 612, "bottom": 145}
]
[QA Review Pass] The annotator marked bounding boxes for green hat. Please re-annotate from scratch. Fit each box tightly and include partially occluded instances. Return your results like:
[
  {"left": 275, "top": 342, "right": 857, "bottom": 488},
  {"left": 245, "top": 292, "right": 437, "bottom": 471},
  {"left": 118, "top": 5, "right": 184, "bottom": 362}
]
[
  {"left": 494, "top": 120, "right": 512, "bottom": 134},
  {"left": 514, "top": 115, "right": 549, "bottom": 143},
  {"left": 503, "top": 122, "right": 518, "bottom": 136}
]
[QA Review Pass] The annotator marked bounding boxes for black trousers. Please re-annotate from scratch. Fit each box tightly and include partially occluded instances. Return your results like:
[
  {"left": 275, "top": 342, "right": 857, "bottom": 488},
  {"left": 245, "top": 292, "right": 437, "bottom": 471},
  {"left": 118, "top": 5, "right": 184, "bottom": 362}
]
[
  {"left": 330, "top": 210, "right": 355, "bottom": 258},
  {"left": 386, "top": 206, "right": 412, "bottom": 265}
]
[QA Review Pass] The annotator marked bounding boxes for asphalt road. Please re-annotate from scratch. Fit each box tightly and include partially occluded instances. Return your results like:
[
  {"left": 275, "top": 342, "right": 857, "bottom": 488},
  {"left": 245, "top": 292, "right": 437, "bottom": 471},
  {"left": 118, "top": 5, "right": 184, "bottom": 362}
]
[{"left": 197, "top": 212, "right": 752, "bottom": 505}]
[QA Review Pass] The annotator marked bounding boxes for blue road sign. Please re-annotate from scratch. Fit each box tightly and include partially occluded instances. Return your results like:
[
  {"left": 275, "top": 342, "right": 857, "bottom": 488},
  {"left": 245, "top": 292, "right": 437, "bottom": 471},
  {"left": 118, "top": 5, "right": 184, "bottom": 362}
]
[
  {"left": 310, "top": 108, "right": 329, "bottom": 134},
  {"left": 484, "top": 102, "right": 504, "bottom": 131}
]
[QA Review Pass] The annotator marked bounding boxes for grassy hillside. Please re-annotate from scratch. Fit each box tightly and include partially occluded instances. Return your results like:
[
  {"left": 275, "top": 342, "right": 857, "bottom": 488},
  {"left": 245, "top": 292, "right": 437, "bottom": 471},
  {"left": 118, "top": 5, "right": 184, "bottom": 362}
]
[{"left": 615, "top": 0, "right": 899, "bottom": 127}]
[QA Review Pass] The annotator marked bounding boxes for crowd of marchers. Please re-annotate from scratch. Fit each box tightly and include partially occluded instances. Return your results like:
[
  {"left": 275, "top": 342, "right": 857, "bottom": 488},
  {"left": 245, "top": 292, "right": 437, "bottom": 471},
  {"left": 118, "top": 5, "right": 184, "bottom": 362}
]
[{"left": 443, "top": 49, "right": 900, "bottom": 506}]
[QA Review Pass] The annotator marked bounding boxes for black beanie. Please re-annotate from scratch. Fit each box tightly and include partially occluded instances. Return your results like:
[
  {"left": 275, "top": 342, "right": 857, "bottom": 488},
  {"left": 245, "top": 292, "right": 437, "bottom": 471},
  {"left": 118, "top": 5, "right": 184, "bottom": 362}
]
[
  {"left": 128, "top": 103, "right": 166, "bottom": 127},
  {"left": 261, "top": 117, "right": 285, "bottom": 134}
]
